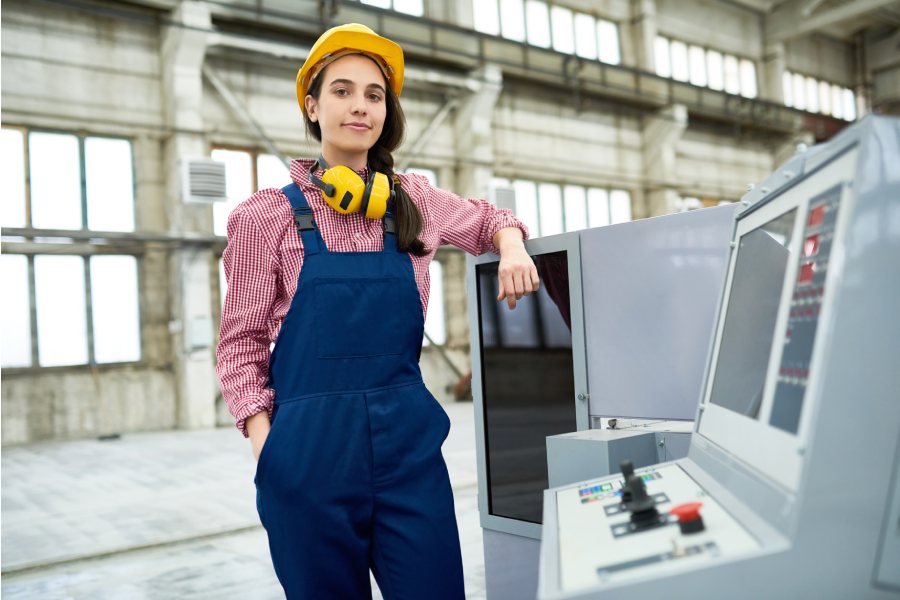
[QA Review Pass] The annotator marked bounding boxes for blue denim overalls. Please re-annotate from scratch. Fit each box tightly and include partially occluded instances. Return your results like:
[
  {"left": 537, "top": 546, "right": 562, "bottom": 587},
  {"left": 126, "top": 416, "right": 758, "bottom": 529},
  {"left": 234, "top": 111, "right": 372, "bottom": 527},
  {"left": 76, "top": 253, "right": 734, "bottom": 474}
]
[{"left": 253, "top": 182, "right": 465, "bottom": 599}]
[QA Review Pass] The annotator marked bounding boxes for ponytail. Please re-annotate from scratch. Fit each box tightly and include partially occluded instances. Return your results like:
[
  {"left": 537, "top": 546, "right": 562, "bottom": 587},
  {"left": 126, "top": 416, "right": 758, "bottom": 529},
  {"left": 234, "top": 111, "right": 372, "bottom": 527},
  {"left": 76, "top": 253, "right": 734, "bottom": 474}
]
[{"left": 367, "top": 144, "right": 428, "bottom": 257}]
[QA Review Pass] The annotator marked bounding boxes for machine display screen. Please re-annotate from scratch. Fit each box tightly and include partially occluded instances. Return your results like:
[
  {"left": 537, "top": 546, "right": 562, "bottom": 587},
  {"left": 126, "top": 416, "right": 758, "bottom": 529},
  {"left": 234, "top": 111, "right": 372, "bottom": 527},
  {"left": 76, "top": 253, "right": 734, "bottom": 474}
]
[
  {"left": 708, "top": 209, "right": 798, "bottom": 419},
  {"left": 476, "top": 250, "right": 576, "bottom": 524}
]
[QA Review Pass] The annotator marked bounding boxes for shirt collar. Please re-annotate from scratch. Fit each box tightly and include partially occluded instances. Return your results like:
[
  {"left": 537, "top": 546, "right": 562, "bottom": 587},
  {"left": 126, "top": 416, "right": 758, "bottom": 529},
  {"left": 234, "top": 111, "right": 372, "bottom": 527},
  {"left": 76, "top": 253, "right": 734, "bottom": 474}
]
[{"left": 291, "top": 157, "right": 370, "bottom": 186}]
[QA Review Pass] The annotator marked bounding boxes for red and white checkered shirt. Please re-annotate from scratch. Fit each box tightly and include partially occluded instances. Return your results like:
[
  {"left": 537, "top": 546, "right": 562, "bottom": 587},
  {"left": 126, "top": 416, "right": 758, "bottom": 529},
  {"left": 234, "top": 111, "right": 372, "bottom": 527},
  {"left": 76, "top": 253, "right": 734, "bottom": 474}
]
[{"left": 217, "top": 158, "right": 529, "bottom": 437}]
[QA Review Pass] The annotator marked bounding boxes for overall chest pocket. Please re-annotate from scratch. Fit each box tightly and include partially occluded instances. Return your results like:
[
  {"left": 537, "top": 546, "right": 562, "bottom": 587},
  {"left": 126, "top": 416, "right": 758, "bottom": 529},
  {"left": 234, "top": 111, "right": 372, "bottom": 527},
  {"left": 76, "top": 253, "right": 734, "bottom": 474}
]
[{"left": 313, "top": 277, "right": 408, "bottom": 358}]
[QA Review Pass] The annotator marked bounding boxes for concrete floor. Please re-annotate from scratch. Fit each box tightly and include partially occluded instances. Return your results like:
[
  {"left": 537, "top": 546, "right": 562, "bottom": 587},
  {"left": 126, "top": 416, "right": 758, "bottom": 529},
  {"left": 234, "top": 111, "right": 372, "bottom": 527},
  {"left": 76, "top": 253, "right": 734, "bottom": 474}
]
[{"left": 1, "top": 401, "right": 485, "bottom": 599}]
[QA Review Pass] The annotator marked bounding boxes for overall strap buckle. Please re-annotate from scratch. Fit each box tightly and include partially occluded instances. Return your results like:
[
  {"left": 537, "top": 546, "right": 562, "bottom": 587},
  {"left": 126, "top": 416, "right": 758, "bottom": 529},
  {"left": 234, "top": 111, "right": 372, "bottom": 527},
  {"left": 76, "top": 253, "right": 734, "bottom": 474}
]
[{"left": 293, "top": 207, "right": 316, "bottom": 232}]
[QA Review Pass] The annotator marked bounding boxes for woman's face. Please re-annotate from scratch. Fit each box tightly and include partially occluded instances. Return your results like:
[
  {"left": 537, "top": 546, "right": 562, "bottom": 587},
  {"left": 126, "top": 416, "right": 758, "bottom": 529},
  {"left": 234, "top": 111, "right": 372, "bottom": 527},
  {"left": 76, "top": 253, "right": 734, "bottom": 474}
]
[{"left": 305, "top": 54, "right": 388, "bottom": 166}]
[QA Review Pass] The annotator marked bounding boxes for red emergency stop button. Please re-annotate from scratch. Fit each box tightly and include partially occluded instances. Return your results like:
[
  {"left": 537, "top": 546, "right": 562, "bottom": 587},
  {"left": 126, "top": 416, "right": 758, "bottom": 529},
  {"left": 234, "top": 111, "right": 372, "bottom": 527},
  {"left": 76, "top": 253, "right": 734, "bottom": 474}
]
[{"left": 670, "top": 501, "right": 705, "bottom": 534}]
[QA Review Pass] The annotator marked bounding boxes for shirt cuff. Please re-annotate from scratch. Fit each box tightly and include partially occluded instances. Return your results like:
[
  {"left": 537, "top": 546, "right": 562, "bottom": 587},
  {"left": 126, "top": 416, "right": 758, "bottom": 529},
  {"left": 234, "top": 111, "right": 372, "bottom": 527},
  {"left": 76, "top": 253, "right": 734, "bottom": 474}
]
[
  {"left": 487, "top": 210, "right": 530, "bottom": 255},
  {"left": 233, "top": 392, "right": 275, "bottom": 438}
]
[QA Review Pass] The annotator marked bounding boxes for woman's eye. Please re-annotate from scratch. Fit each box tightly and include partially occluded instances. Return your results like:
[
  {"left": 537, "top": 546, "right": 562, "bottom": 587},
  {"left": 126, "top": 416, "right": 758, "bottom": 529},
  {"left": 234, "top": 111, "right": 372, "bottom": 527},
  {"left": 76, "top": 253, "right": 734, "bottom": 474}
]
[
  {"left": 368, "top": 94, "right": 383, "bottom": 102},
  {"left": 334, "top": 88, "right": 348, "bottom": 96}
]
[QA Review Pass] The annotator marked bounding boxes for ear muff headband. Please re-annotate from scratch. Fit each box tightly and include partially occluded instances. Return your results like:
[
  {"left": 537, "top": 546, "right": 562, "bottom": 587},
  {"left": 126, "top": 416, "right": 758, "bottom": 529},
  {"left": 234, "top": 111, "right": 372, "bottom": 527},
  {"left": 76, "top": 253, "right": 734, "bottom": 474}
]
[{"left": 308, "top": 156, "right": 392, "bottom": 220}]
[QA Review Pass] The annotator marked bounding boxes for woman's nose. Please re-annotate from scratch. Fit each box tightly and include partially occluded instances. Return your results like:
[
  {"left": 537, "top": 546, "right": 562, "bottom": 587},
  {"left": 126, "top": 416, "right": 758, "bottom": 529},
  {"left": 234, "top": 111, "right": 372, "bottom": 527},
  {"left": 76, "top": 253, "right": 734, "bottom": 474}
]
[{"left": 351, "top": 93, "right": 367, "bottom": 114}]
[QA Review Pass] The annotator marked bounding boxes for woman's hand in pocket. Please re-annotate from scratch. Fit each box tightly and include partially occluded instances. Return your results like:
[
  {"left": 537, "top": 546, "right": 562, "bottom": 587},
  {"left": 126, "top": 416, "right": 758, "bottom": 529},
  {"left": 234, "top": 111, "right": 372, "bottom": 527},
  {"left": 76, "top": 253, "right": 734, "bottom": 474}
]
[{"left": 246, "top": 411, "right": 272, "bottom": 462}]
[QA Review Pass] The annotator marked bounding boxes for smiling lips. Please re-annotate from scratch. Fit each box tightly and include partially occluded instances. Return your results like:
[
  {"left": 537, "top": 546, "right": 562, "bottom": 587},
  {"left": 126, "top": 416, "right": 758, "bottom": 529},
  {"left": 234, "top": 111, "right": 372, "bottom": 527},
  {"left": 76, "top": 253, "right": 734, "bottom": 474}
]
[{"left": 343, "top": 122, "right": 371, "bottom": 131}]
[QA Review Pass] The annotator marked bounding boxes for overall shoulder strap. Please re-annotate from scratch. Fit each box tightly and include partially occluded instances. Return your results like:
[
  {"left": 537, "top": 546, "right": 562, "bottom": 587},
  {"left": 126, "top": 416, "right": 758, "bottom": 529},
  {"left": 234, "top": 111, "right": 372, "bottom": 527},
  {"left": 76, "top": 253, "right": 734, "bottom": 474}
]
[
  {"left": 282, "top": 183, "right": 325, "bottom": 255},
  {"left": 383, "top": 204, "right": 398, "bottom": 252}
]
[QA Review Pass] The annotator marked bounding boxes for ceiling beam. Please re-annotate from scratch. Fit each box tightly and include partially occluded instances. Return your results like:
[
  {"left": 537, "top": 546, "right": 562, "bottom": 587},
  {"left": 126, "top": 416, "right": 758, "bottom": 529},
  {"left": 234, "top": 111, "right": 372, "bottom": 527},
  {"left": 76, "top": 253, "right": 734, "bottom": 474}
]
[{"left": 766, "top": 0, "right": 898, "bottom": 42}]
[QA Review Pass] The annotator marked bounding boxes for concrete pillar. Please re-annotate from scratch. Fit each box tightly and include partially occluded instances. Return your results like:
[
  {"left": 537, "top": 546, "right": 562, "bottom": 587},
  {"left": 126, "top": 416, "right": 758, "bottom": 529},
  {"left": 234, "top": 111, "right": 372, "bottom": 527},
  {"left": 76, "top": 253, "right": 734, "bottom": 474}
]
[
  {"left": 761, "top": 42, "right": 786, "bottom": 103},
  {"left": 642, "top": 103, "right": 687, "bottom": 217},
  {"left": 630, "top": 0, "right": 657, "bottom": 72},
  {"left": 160, "top": 1, "right": 217, "bottom": 430},
  {"left": 453, "top": 64, "right": 502, "bottom": 200}
]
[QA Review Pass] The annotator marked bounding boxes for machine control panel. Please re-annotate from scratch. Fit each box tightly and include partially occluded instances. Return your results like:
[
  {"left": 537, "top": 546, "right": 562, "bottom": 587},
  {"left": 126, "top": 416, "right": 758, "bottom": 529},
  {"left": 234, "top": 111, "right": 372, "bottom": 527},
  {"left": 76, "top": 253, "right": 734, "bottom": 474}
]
[
  {"left": 770, "top": 184, "right": 843, "bottom": 434},
  {"left": 554, "top": 463, "right": 760, "bottom": 592}
]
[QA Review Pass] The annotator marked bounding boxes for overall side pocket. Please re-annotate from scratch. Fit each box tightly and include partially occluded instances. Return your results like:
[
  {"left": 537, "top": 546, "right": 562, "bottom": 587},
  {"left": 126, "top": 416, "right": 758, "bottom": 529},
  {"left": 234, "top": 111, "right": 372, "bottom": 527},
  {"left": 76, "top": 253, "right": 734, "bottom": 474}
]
[{"left": 253, "top": 403, "right": 282, "bottom": 486}]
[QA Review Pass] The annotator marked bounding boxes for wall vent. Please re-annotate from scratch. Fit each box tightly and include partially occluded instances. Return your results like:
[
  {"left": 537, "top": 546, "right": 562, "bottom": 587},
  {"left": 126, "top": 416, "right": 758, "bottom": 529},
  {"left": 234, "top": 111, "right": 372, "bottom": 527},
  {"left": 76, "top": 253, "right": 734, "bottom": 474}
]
[{"left": 182, "top": 159, "right": 227, "bottom": 203}]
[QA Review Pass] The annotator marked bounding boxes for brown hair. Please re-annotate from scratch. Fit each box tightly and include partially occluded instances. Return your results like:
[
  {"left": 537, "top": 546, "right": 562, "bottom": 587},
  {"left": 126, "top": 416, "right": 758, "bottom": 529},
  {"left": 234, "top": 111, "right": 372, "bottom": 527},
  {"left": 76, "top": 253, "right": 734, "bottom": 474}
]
[{"left": 303, "top": 57, "right": 428, "bottom": 256}]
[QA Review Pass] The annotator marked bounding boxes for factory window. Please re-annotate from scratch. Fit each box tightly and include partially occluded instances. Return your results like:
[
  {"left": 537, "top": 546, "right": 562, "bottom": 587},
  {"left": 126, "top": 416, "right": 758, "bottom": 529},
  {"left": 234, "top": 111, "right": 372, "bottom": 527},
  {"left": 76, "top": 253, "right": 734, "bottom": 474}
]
[
  {"left": 723, "top": 54, "right": 741, "bottom": 95},
  {"left": 596, "top": 19, "right": 620, "bottom": 64},
  {"left": 670, "top": 40, "right": 689, "bottom": 82},
  {"left": 474, "top": 1, "right": 620, "bottom": 65},
  {"left": 1, "top": 127, "right": 142, "bottom": 369},
  {"left": 573, "top": 13, "right": 597, "bottom": 59},
  {"left": 403, "top": 166, "right": 446, "bottom": 347},
  {"left": 689, "top": 45, "right": 707, "bottom": 87},
  {"left": 525, "top": 0, "right": 551, "bottom": 47},
  {"left": 219, "top": 257, "right": 227, "bottom": 309},
  {"left": 1, "top": 253, "right": 141, "bottom": 368},
  {"left": 2, "top": 255, "right": 32, "bottom": 367},
  {"left": 782, "top": 70, "right": 855, "bottom": 121},
  {"left": 475, "top": 0, "right": 501, "bottom": 35},
  {"left": 422, "top": 260, "right": 447, "bottom": 347},
  {"left": 359, "top": 0, "right": 424, "bottom": 16},
  {"left": 539, "top": 183, "right": 565, "bottom": 236},
  {"left": 563, "top": 185, "right": 587, "bottom": 230},
  {"left": 655, "top": 37, "right": 757, "bottom": 99},
  {"left": 404, "top": 167, "right": 438, "bottom": 186},
  {"left": 211, "top": 148, "right": 290, "bottom": 236},
  {"left": 500, "top": 0, "right": 526, "bottom": 42},
  {"left": 492, "top": 178, "right": 631, "bottom": 237},
  {"left": 550, "top": 6, "right": 575, "bottom": 54},
  {"left": 1, "top": 128, "right": 136, "bottom": 232},
  {"left": 706, "top": 51, "right": 724, "bottom": 90}
]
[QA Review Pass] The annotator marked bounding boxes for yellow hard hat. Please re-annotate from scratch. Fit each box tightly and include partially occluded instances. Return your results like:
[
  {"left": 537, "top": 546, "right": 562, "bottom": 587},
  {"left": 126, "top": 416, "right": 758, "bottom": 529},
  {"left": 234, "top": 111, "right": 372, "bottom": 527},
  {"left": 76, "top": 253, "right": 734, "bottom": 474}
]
[{"left": 296, "top": 23, "right": 405, "bottom": 115}]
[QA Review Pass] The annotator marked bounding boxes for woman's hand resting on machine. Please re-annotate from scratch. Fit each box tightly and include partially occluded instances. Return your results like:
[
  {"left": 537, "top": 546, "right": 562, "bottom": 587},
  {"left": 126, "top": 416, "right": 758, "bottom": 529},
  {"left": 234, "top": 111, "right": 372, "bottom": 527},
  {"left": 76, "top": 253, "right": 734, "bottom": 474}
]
[{"left": 493, "top": 227, "right": 539, "bottom": 310}]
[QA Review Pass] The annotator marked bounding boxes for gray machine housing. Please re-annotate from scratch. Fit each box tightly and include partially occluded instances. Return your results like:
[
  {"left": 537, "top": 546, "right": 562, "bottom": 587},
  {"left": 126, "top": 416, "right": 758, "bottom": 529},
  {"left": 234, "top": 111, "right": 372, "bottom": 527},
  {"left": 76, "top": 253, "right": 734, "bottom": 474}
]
[
  {"left": 468, "top": 205, "right": 737, "bottom": 599},
  {"left": 538, "top": 115, "right": 900, "bottom": 599},
  {"left": 547, "top": 424, "right": 693, "bottom": 489}
]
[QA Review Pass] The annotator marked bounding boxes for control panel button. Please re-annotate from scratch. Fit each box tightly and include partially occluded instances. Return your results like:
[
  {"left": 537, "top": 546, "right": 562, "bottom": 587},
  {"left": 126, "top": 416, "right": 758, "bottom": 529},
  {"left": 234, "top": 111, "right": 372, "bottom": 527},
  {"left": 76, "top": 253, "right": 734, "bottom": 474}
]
[
  {"left": 670, "top": 501, "right": 705, "bottom": 534},
  {"left": 808, "top": 204, "right": 826, "bottom": 227}
]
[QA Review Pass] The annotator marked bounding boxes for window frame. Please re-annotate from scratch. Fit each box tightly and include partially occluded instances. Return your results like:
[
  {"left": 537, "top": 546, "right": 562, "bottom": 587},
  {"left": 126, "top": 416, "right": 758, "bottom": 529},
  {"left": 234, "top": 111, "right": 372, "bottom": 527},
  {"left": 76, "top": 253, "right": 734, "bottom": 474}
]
[
  {"left": 1, "top": 126, "right": 138, "bottom": 233},
  {"left": 474, "top": 0, "right": 621, "bottom": 65},
  {"left": 210, "top": 144, "right": 294, "bottom": 238},
  {"left": 781, "top": 70, "right": 855, "bottom": 121},
  {"left": 1, "top": 250, "right": 145, "bottom": 371},
  {"left": 655, "top": 36, "right": 758, "bottom": 99},
  {"left": 2, "top": 125, "right": 144, "bottom": 372},
  {"left": 492, "top": 176, "right": 633, "bottom": 237}
]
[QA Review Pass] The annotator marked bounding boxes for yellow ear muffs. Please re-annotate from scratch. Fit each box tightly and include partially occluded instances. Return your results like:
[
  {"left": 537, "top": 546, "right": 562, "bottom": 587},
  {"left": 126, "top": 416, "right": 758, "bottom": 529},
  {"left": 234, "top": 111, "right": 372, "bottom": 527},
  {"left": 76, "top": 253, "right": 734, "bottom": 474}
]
[
  {"left": 319, "top": 165, "right": 366, "bottom": 215},
  {"left": 361, "top": 171, "right": 391, "bottom": 219},
  {"left": 309, "top": 157, "right": 393, "bottom": 220}
]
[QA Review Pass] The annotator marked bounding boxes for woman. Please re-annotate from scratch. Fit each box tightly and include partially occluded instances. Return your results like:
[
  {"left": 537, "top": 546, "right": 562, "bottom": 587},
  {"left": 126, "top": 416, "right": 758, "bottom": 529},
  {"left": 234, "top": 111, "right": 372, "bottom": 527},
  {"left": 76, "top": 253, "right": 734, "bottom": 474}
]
[{"left": 216, "top": 23, "right": 539, "bottom": 599}]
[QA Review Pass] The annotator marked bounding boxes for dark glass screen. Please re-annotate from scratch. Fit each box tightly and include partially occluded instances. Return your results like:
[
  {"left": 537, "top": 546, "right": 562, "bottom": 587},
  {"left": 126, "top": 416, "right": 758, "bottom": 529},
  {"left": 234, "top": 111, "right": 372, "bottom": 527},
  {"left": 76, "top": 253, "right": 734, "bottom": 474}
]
[
  {"left": 476, "top": 250, "right": 576, "bottom": 524},
  {"left": 709, "top": 210, "right": 797, "bottom": 419}
]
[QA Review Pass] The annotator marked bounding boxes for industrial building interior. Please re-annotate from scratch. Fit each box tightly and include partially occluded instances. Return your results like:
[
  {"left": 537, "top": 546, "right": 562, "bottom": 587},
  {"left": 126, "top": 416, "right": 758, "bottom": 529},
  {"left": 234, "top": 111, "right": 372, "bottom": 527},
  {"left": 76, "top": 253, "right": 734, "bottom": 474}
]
[{"left": 2, "top": 0, "right": 899, "bottom": 598}]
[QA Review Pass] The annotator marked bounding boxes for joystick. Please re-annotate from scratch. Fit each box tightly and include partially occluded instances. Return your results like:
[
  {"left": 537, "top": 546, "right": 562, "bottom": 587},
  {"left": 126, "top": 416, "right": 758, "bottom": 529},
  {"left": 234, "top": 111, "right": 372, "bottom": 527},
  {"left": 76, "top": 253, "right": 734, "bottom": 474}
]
[
  {"left": 619, "top": 460, "right": 635, "bottom": 503},
  {"left": 623, "top": 474, "right": 661, "bottom": 529}
]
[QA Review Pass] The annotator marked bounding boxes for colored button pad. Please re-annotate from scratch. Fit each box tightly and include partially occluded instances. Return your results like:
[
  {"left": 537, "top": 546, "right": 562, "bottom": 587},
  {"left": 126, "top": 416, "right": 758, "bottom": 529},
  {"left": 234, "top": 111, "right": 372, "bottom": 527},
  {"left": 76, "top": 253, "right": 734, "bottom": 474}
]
[{"left": 771, "top": 185, "right": 842, "bottom": 434}]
